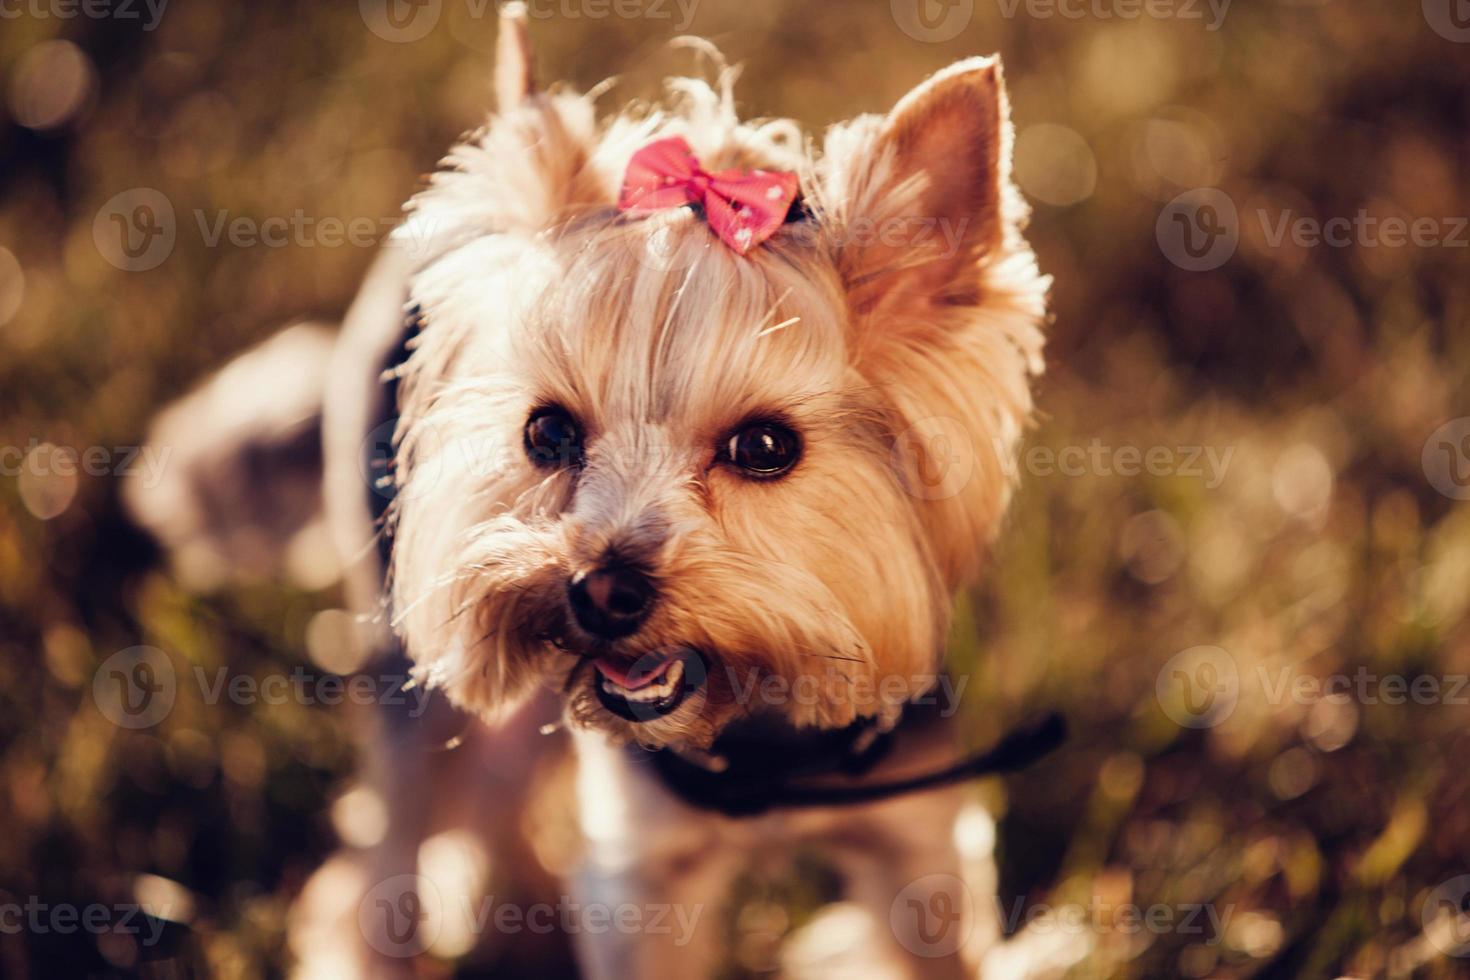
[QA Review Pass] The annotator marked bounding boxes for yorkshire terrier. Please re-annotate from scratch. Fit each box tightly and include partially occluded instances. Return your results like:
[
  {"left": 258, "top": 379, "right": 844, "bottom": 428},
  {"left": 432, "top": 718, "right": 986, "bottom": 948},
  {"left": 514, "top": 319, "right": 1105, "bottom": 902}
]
[{"left": 132, "top": 7, "right": 1052, "bottom": 978}]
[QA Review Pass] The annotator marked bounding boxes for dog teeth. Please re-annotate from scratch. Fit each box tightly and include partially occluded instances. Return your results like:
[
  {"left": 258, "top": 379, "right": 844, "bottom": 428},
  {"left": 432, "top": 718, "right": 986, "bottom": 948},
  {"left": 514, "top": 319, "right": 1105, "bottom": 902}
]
[{"left": 601, "top": 658, "right": 684, "bottom": 704}]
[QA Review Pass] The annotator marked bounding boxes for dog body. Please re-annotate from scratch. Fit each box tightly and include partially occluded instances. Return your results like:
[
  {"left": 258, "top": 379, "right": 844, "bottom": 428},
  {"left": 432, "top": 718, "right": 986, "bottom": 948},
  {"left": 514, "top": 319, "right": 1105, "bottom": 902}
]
[
  {"left": 297, "top": 238, "right": 991, "bottom": 980},
  {"left": 133, "top": 13, "right": 1049, "bottom": 978},
  {"left": 305, "top": 226, "right": 993, "bottom": 980}
]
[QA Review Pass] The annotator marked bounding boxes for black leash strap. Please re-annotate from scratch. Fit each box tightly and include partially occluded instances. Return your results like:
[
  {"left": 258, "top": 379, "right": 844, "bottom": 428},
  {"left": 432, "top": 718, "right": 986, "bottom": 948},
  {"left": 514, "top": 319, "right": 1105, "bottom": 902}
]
[{"left": 650, "top": 712, "right": 1067, "bottom": 817}]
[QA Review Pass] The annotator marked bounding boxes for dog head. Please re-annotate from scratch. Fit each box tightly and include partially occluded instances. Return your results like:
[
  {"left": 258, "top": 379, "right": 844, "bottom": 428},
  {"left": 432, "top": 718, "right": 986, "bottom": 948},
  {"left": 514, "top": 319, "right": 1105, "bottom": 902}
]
[{"left": 388, "top": 14, "right": 1047, "bottom": 749}]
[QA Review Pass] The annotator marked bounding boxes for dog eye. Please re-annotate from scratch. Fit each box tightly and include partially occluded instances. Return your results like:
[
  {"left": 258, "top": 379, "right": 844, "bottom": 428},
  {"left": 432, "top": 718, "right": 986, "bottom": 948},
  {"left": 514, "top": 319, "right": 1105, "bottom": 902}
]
[
  {"left": 724, "top": 422, "right": 801, "bottom": 477},
  {"left": 525, "top": 407, "right": 583, "bottom": 469}
]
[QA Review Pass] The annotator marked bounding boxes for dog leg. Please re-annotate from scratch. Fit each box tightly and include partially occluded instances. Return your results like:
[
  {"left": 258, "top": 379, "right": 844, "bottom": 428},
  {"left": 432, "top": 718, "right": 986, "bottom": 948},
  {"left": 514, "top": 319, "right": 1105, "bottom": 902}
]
[
  {"left": 570, "top": 732, "right": 746, "bottom": 979},
  {"left": 824, "top": 788, "right": 990, "bottom": 980},
  {"left": 571, "top": 846, "right": 743, "bottom": 980}
]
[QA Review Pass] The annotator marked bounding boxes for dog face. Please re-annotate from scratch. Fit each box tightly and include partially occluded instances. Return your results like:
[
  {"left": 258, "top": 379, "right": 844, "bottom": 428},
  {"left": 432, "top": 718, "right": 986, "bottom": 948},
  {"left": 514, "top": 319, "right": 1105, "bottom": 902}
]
[{"left": 388, "top": 42, "right": 1047, "bottom": 749}]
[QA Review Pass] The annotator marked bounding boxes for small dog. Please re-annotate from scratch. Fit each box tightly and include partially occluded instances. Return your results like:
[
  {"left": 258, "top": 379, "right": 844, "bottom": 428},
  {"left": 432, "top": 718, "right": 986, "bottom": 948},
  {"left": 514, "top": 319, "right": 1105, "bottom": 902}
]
[{"left": 133, "top": 8, "right": 1051, "bottom": 978}]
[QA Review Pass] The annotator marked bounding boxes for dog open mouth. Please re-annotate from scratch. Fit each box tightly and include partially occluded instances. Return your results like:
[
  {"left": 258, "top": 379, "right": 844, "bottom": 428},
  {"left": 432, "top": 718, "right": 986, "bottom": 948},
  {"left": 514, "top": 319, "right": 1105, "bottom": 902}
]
[{"left": 593, "top": 648, "right": 705, "bottom": 722}]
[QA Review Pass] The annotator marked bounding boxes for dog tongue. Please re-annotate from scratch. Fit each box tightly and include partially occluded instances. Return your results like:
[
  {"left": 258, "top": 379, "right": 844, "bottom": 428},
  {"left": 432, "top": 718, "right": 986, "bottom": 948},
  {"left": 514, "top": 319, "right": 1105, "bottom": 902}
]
[{"left": 593, "top": 655, "right": 673, "bottom": 691}]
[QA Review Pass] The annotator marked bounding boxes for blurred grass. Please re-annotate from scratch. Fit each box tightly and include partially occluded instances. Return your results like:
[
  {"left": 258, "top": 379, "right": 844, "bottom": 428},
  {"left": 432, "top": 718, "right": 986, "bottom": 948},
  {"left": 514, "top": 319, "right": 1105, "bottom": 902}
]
[{"left": 2, "top": 0, "right": 1469, "bottom": 977}]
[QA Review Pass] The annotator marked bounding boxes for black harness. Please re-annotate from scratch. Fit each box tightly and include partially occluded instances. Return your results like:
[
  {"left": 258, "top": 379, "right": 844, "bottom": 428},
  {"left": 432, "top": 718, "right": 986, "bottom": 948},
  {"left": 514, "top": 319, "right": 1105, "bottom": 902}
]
[{"left": 640, "top": 704, "right": 1065, "bottom": 818}]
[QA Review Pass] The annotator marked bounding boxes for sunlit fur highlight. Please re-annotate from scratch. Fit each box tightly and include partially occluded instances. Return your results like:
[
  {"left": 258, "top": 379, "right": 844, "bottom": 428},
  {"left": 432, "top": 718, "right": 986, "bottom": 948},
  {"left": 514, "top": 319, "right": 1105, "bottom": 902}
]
[{"left": 389, "top": 58, "right": 1047, "bottom": 749}]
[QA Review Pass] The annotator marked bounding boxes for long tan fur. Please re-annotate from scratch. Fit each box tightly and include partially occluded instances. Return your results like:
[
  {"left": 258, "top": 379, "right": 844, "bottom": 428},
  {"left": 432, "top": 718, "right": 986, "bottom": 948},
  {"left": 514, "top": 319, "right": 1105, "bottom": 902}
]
[{"left": 389, "top": 43, "right": 1048, "bottom": 750}]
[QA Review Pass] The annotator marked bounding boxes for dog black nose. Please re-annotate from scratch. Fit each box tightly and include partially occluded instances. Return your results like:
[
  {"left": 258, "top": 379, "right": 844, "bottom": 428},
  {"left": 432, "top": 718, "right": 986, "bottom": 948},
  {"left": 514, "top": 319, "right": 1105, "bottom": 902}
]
[{"left": 567, "top": 564, "right": 656, "bottom": 639}]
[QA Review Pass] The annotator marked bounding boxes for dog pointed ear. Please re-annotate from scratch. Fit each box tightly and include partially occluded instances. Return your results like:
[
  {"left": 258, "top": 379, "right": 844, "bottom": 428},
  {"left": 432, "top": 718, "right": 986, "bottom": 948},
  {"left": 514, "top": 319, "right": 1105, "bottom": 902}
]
[
  {"left": 496, "top": 1, "right": 537, "bottom": 110},
  {"left": 824, "top": 57, "right": 1017, "bottom": 314}
]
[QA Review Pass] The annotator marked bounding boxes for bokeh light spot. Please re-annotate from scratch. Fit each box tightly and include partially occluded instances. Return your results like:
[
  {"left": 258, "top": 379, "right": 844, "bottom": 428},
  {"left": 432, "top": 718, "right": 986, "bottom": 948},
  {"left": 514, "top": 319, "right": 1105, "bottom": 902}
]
[
  {"left": 9, "top": 40, "right": 95, "bottom": 131},
  {"left": 18, "top": 443, "right": 79, "bottom": 520},
  {"left": 1015, "top": 123, "right": 1097, "bottom": 206},
  {"left": 0, "top": 247, "right": 23, "bottom": 327}
]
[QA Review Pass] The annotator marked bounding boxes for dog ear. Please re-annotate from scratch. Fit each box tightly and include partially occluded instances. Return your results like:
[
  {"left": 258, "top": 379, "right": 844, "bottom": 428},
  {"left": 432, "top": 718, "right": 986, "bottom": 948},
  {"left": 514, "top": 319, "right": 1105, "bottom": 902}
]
[
  {"left": 824, "top": 57, "right": 1017, "bottom": 315},
  {"left": 404, "top": 4, "right": 598, "bottom": 253},
  {"left": 820, "top": 57, "right": 1046, "bottom": 583},
  {"left": 496, "top": 1, "right": 536, "bottom": 110}
]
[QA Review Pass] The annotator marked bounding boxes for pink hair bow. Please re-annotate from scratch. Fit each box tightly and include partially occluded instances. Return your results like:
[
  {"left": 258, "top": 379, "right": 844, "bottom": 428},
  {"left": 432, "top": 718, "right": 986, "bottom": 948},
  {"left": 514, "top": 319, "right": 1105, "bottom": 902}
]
[{"left": 617, "top": 136, "right": 800, "bottom": 255}]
